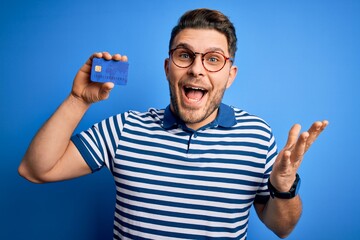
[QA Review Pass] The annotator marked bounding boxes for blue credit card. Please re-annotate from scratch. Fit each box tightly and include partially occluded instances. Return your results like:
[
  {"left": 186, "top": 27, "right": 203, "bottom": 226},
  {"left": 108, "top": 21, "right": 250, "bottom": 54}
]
[{"left": 91, "top": 58, "right": 129, "bottom": 85}]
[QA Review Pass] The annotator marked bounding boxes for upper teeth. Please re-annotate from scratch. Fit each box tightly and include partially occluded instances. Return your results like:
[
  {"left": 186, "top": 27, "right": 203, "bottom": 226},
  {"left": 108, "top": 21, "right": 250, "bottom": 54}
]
[{"left": 186, "top": 87, "right": 205, "bottom": 91}]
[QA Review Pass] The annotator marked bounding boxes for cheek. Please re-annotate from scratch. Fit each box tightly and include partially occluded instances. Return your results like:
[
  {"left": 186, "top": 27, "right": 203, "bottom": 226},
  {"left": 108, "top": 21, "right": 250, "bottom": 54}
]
[
  {"left": 210, "top": 74, "right": 231, "bottom": 90},
  {"left": 167, "top": 68, "right": 184, "bottom": 86},
  {"left": 167, "top": 73, "right": 180, "bottom": 94},
  {"left": 166, "top": 64, "right": 175, "bottom": 80}
]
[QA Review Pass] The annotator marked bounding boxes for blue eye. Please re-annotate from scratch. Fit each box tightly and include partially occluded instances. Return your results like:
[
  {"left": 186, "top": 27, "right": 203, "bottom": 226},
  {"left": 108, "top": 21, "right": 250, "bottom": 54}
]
[
  {"left": 208, "top": 57, "right": 219, "bottom": 62},
  {"left": 177, "top": 50, "right": 193, "bottom": 60},
  {"left": 205, "top": 53, "right": 223, "bottom": 65},
  {"left": 179, "top": 52, "right": 190, "bottom": 59}
]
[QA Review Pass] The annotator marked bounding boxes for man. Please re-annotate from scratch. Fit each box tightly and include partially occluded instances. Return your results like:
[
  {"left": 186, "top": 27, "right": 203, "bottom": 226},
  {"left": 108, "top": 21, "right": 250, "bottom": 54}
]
[{"left": 19, "top": 8, "right": 328, "bottom": 240}]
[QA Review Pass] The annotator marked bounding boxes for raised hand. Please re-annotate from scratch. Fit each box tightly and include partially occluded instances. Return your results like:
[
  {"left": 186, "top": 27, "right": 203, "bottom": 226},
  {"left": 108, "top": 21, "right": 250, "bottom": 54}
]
[
  {"left": 269, "top": 120, "right": 329, "bottom": 192},
  {"left": 71, "top": 52, "right": 128, "bottom": 104}
]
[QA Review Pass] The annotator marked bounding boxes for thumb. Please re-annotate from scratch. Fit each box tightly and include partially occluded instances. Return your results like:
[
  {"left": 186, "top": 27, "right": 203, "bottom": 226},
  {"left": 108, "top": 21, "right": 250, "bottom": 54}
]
[
  {"left": 99, "top": 82, "right": 115, "bottom": 100},
  {"left": 275, "top": 149, "right": 292, "bottom": 174}
]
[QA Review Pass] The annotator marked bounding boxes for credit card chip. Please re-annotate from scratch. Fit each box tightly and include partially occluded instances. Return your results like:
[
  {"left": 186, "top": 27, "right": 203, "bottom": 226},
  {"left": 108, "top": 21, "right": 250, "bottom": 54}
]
[{"left": 94, "top": 65, "right": 102, "bottom": 72}]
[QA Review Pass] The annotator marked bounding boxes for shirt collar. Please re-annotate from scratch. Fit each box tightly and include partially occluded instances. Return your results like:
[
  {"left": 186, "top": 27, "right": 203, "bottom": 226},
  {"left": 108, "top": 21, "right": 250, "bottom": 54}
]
[{"left": 162, "top": 103, "right": 236, "bottom": 130}]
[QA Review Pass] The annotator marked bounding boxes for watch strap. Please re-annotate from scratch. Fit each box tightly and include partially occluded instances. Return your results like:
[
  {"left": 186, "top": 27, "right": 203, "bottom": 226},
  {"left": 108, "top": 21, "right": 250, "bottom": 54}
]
[{"left": 268, "top": 173, "right": 301, "bottom": 199}]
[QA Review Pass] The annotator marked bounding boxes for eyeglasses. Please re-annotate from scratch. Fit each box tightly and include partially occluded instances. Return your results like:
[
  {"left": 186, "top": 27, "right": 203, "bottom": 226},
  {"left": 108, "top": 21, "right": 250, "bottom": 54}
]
[{"left": 169, "top": 47, "right": 234, "bottom": 73}]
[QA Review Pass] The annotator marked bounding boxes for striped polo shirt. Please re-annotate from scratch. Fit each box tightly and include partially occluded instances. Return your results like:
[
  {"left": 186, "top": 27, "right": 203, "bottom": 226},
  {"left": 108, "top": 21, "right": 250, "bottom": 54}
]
[{"left": 71, "top": 103, "right": 277, "bottom": 240}]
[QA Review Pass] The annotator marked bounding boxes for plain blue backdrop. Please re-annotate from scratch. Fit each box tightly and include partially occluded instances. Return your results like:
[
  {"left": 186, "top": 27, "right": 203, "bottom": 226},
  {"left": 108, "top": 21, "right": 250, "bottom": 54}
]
[{"left": 1, "top": 0, "right": 359, "bottom": 239}]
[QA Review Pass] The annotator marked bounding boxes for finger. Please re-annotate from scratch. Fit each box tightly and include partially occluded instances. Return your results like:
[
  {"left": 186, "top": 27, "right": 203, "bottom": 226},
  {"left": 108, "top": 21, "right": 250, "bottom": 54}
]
[
  {"left": 291, "top": 131, "right": 309, "bottom": 164},
  {"left": 121, "top": 55, "right": 128, "bottom": 62},
  {"left": 112, "top": 54, "right": 128, "bottom": 62},
  {"left": 304, "top": 120, "right": 329, "bottom": 152},
  {"left": 86, "top": 52, "right": 107, "bottom": 68},
  {"left": 284, "top": 124, "right": 301, "bottom": 150},
  {"left": 82, "top": 52, "right": 102, "bottom": 73},
  {"left": 102, "top": 52, "right": 112, "bottom": 60},
  {"left": 112, "top": 54, "right": 122, "bottom": 61},
  {"left": 89, "top": 52, "right": 104, "bottom": 62}
]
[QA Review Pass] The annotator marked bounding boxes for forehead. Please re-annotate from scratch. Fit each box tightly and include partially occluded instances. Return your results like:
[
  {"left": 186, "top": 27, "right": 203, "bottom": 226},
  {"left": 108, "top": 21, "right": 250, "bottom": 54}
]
[{"left": 172, "top": 28, "right": 229, "bottom": 54}]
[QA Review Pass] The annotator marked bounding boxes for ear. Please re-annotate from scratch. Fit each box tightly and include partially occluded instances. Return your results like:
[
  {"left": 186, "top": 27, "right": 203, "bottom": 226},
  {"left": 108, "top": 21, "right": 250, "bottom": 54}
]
[
  {"left": 226, "top": 65, "right": 238, "bottom": 89},
  {"left": 164, "top": 58, "right": 170, "bottom": 81}
]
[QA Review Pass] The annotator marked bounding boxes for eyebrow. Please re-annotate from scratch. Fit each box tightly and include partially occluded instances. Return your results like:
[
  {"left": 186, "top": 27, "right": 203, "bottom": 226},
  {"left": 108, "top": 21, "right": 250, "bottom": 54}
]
[{"left": 174, "top": 42, "right": 226, "bottom": 55}]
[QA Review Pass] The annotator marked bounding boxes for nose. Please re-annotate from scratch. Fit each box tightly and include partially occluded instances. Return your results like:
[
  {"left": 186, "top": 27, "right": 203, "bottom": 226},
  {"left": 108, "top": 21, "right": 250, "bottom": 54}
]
[{"left": 187, "top": 53, "right": 205, "bottom": 77}]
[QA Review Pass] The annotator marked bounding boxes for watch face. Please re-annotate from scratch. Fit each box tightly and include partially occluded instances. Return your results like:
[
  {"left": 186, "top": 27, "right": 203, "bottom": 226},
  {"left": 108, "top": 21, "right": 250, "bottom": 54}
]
[{"left": 294, "top": 176, "right": 301, "bottom": 195}]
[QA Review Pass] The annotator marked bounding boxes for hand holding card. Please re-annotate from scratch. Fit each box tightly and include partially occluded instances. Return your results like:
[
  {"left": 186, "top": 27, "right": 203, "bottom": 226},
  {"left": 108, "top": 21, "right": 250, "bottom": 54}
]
[{"left": 91, "top": 58, "right": 129, "bottom": 85}]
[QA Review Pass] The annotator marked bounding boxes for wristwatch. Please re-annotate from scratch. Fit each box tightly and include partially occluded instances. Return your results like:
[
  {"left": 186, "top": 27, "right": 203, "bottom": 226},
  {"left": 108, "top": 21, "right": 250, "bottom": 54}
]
[{"left": 268, "top": 174, "right": 301, "bottom": 199}]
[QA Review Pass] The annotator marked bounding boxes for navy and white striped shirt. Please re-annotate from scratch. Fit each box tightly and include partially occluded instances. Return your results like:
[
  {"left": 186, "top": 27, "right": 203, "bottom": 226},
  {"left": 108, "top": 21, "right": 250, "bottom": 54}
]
[{"left": 71, "top": 103, "right": 277, "bottom": 240}]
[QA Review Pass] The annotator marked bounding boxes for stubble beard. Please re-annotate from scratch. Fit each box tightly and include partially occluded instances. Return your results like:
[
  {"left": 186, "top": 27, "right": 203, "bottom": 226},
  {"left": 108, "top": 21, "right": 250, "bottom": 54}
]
[{"left": 169, "top": 84, "right": 226, "bottom": 126}]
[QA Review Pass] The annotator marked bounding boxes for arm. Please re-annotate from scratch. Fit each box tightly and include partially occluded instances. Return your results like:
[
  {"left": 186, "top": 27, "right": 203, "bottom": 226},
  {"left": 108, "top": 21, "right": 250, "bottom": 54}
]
[
  {"left": 18, "top": 52, "right": 127, "bottom": 183},
  {"left": 255, "top": 120, "right": 328, "bottom": 238}
]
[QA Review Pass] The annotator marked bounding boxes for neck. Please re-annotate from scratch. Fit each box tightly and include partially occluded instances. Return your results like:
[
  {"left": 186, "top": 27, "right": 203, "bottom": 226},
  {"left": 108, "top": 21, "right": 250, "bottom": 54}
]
[{"left": 185, "top": 108, "right": 219, "bottom": 131}]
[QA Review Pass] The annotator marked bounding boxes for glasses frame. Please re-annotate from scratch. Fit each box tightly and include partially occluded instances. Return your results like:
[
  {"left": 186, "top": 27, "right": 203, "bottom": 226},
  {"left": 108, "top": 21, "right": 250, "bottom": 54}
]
[{"left": 169, "top": 47, "right": 234, "bottom": 73}]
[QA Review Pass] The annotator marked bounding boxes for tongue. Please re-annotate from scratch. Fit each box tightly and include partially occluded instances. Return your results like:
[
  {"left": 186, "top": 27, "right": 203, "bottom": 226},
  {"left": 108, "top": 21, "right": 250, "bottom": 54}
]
[{"left": 186, "top": 89, "right": 204, "bottom": 101}]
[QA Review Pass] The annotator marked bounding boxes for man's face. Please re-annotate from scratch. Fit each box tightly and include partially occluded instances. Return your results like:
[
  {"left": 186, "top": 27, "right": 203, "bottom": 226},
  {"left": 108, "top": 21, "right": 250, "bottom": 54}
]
[{"left": 165, "top": 28, "right": 238, "bottom": 130}]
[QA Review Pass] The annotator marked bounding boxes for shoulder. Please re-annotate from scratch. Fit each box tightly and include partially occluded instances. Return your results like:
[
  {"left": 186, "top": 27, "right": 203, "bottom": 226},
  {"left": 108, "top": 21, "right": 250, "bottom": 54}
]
[
  {"left": 127, "top": 108, "right": 165, "bottom": 122},
  {"left": 232, "top": 106, "right": 271, "bottom": 127},
  {"left": 229, "top": 106, "right": 274, "bottom": 138},
  {"left": 108, "top": 108, "right": 166, "bottom": 128}
]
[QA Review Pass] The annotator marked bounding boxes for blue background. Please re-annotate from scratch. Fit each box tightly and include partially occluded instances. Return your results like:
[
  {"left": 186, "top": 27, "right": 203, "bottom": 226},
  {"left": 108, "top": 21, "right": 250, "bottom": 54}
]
[{"left": 1, "top": 0, "right": 359, "bottom": 239}]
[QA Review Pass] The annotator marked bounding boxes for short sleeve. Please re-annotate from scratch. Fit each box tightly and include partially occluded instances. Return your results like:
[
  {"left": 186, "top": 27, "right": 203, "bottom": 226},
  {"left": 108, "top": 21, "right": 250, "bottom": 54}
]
[
  {"left": 254, "top": 130, "right": 278, "bottom": 204},
  {"left": 70, "top": 113, "right": 126, "bottom": 173}
]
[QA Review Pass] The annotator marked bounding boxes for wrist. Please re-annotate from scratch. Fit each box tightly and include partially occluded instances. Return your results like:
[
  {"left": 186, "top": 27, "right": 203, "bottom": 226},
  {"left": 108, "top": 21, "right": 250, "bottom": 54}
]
[
  {"left": 268, "top": 174, "right": 301, "bottom": 199},
  {"left": 67, "top": 93, "right": 91, "bottom": 111}
]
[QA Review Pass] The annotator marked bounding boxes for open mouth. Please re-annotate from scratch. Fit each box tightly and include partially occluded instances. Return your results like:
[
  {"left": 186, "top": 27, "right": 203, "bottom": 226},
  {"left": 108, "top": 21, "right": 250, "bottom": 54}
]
[{"left": 183, "top": 86, "right": 208, "bottom": 102}]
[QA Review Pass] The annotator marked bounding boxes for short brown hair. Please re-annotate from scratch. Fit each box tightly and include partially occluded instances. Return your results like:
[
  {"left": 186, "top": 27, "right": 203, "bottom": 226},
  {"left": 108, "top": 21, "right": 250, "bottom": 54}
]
[{"left": 169, "top": 8, "right": 237, "bottom": 58}]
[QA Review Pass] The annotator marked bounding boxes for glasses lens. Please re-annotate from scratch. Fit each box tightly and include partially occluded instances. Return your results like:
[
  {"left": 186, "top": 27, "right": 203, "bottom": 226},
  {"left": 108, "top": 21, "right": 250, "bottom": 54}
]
[
  {"left": 170, "top": 48, "right": 229, "bottom": 72},
  {"left": 203, "top": 52, "right": 226, "bottom": 72},
  {"left": 172, "top": 48, "right": 194, "bottom": 68}
]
